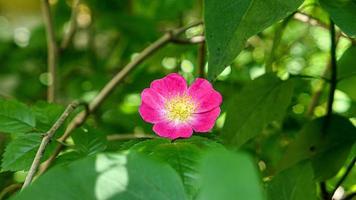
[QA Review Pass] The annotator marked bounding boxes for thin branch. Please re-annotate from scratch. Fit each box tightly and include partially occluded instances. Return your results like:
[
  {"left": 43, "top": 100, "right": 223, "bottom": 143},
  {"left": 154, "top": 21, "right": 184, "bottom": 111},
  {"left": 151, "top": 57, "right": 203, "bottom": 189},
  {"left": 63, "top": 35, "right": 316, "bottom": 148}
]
[
  {"left": 0, "top": 92, "right": 13, "bottom": 100},
  {"left": 320, "top": 18, "right": 338, "bottom": 200},
  {"left": 323, "top": 19, "right": 337, "bottom": 132},
  {"left": 320, "top": 182, "right": 330, "bottom": 200},
  {"left": 266, "top": 15, "right": 293, "bottom": 72},
  {"left": 197, "top": 39, "right": 206, "bottom": 78},
  {"left": 338, "top": 72, "right": 356, "bottom": 82},
  {"left": 107, "top": 134, "right": 157, "bottom": 141},
  {"left": 171, "top": 35, "right": 205, "bottom": 44},
  {"left": 60, "top": 0, "right": 80, "bottom": 50},
  {"left": 22, "top": 102, "right": 80, "bottom": 189},
  {"left": 306, "top": 63, "right": 330, "bottom": 117},
  {"left": 306, "top": 32, "right": 342, "bottom": 117},
  {"left": 294, "top": 12, "right": 328, "bottom": 29},
  {"left": 41, "top": 0, "right": 58, "bottom": 103},
  {"left": 290, "top": 74, "right": 330, "bottom": 82},
  {"left": 343, "top": 192, "right": 356, "bottom": 200},
  {"left": 294, "top": 12, "right": 356, "bottom": 44},
  {"left": 332, "top": 157, "right": 356, "bottom": 196},
  {"left": 39, "top": 22, "right": 203, "bottom": 174},
  {"left": 0, "top": 184, "right": 22, "bottom": 200}
]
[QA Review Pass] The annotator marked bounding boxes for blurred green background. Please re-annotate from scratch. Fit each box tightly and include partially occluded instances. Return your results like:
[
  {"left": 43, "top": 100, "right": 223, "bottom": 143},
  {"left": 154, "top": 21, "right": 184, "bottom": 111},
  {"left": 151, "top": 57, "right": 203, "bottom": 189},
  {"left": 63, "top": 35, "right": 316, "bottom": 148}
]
[{"left": 0, "top": 0, "right": 355, "bottom": 198}]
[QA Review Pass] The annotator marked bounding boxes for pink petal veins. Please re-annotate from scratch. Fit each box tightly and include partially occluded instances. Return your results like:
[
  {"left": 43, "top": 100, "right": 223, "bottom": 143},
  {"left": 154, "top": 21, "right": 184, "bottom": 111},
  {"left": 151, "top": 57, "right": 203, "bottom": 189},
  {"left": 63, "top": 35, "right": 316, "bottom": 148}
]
[
  {"left": 191, "top": 107, "right": 221, "bottom": 132},
  {"left": 153, "top": 121, "right": 193, "bottom": 139},
  {"left": 188, "top": 78, "right": 222, "bottom": 113},
  {"left": 141, "top": 88, "right": 165, "bottom": 109},
  {"left": 139, "top": 102, "right": 163, "bottom": 123},
  {"left": 150, "top": 73, "right": 187, "bottom": 98}
]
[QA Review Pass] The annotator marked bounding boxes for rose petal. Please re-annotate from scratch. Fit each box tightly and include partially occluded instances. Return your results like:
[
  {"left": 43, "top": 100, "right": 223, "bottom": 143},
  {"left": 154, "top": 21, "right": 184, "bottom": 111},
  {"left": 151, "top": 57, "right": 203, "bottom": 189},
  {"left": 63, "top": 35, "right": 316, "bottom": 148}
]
[
  {"left": 141, "top": 88, "right": 165, "bottom": 109},
  {"left": 188, "top": 78, "right": 222, "bottom": 113},
  {"left": 150, "top": 73, "right": 187, "bottom": 98},
  {"left": 153, "top": 121, "right": 193, "bottom": 139},
  {"left": 190, "top": 107, "right": 221, "bottom": 132},
  {"left": 139, "top": 102, "right": 163, "bottom": 123}
]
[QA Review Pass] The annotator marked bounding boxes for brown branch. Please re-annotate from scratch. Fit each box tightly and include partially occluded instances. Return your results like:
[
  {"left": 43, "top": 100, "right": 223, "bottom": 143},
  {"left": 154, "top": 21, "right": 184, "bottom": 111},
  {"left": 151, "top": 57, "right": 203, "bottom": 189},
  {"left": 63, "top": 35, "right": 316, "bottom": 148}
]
[
  {"left": 306, "top": 64, "right": 330, "bottom": 117},
  {"left": 197, "top": 39, "right": 206, "bottom": 78},
  {"left": 294, "top": 12, "right": 328, "bottom": 29},
  {"left": 343, "top": 192, "right": 356, "bottom": 200},
  {"left": 38, "top": 21, "right": 203, "bottom": 174},
  {"left": 171, "top": 35, "right": 205, "bottom": 44},
  {"left": 0, "top": 184, "right": 22, "bottom": 200},
  {"left": 332, "top": 157, "right": 356, "bottom": 196},
  {"left": 22, "top": 102, "right": 80, "bottom": 189},
  {"left": 41, "top": 0, "right": 58, "bottom": 103},
  {"left": 60, "top": 0, "right": 80, "bottom": 50},
  {"left": 306, "top": 32, "right": 342, "bottom": 117},
  {"left": 294, "top": 12, "right": 356, "bottom": 44},
  {"left": 107, "top": 134, "right": 157, "bottom": 141},
  {"left": 323, "top": 19, "right": 337, "bottom": 132},
  {"left": 320, "top": 18, "right": 338, "bottom": 200}
]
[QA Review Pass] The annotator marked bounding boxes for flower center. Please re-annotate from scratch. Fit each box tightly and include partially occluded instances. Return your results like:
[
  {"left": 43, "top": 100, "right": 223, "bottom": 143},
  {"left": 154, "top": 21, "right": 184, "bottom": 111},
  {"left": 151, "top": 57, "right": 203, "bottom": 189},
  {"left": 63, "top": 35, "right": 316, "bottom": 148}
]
[{"left": 164, "top": 95, "right": 197, "bottom": 123}]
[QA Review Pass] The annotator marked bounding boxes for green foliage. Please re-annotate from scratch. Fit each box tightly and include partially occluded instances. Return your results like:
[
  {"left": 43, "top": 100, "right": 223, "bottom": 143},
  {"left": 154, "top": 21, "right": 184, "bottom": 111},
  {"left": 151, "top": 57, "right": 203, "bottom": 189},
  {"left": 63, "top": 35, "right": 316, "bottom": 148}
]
[
  {"left": 320, "top": 0, "right": 356, "bottom": 37},
  {"left": 337, "top": 45, "right": 356, "bottom": 101},
  {"left": 2, "top": 133, "right": 42, "bottom": 171},
  {"left": 204, "top": 0, "right": 303, "bottom": 79},
  {"left": 221, "top": 74, "right": 294, "bottom": 148},
  {"left": 31, "top": 102, "right": 65, "bottom": 132},
  {"left": 196, "top": 149, "right": 265, "bottom": 200},
  {"left": 1, "top": 0, "right": 356, "bottom": 199},
  {"left": 71, "top": 126, "right": 107, "bottom": 157},
  {"left": 267, "top": 162, "right": 316, "bottom": 200},
  {"left": 0, "top": 101, "right": 67, "bottom": 172},
  {"left": 129, "top": 137, "right": 223, "bottom": 199},
  {"left": 0, "top": 100, "right": 36, "bottom": 134},
  {"left": 278, "top": 115, "right": 356, "bottom": 181},
  {"left": 13, "top": 152, "right": 187, "bottom": 200}
]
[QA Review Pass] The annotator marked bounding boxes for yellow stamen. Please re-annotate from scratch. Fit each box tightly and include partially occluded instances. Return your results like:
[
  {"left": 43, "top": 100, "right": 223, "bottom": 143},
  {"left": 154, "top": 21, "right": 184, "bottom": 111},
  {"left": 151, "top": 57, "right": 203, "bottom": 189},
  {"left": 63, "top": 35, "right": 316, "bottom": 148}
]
[{"left": 164, "top": 94, "right": 197, "bottom": 122}]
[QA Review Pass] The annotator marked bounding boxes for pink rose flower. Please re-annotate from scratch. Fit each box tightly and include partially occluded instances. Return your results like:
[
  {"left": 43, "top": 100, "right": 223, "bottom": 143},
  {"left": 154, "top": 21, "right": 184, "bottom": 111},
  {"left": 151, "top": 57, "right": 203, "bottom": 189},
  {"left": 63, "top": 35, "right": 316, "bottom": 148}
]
[{"left": 139, "top": 73, "right": 222, "bottom": 139}]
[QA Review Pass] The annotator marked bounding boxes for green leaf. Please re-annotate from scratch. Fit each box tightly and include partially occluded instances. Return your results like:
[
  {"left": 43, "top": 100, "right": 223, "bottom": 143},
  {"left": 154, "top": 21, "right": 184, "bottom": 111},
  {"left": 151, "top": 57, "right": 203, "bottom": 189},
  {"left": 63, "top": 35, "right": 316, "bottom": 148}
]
[
  {"left": 320, "top": 0, "right": 356, "bottom": 37},
  {"left": 196, "top": 149, "right": 265, "bottom": 200},
  {"left": 2, "top": 133, "right": 41, "bottom": 171},
  {"left": 337, "top": 45, "right": 356, "bottom": 101},
  {"left": 71, "top": 126, "right": 107, "bottom": 156},
  {"left": 204, "top": 0, "right": 303, "bottom": 79},
  {"left": 130, "top": 136, "right": 223, "bottom": 199},
  {"left": 221, "top": 74, "right": 294, "bottom": 148},
  {"left": 267, "top": 162, "right": 316, "bottom": 200},
  {"left": 0, "top": 100, "right": 36, "bottom": 134},
  {"left": 278, "top": 115, "right": 356, "bottom": 181},
  {"left": 32, "top": 102, "right": 65, "bottom": 132},
  {"left": 14, "top": 152, "right": 187, "bottom": 200}
]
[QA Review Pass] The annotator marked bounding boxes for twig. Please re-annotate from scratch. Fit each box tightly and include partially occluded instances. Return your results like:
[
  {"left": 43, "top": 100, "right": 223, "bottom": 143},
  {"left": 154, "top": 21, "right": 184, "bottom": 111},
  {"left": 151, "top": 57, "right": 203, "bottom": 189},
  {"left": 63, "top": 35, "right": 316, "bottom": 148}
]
[
  {"left": 306, "top": 63, "right": 330, "bottom": 117},
  {"left": 22, "top": 102, "right": 80, "bottom": 189},
  {"left": 290, "top": 74, "right": 330, "bottom": 82},
  {"left": 41, "top": 0, "right": 58, "bottom": 103},
  {"left": 320, "top": 18, "right": 338, "bottom": 200},
  {"left": 294, "top": 12, "right": 328, "bottom": 29},
  {"left": 197, "top": 39, "right": 206, "bottom": 77},
  {"left": 266, "top": 14, "right": 293, "bottom": 72},
  {"left": 0, "top": 92, "right": 13, "bottom": 100},
  {"left": 0, "top": 184, "right": 22, "bottom": 200},
  {"left": 171, "top": 35, "right": 205, "bottom": 44},
  {"left": 332, "top": 157, "right": 356, "bottom": 196},
  {"left": 343, "top": 192, "right": 356, "bottom": 200},
  {"left": 60, "top": 0, "right": 80, "bottom": 50},
  {"left": 323, "top": 19, "right": 337, "bottom": 132},
  {"left": 107, "top": 134, "right": 157, "bottom": 141},
  {"left": 294, "top": 12, "right": 356, "bottom": 44},
  {"left": 38, "top": 22, "right": 203, "bottom": 174}
]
